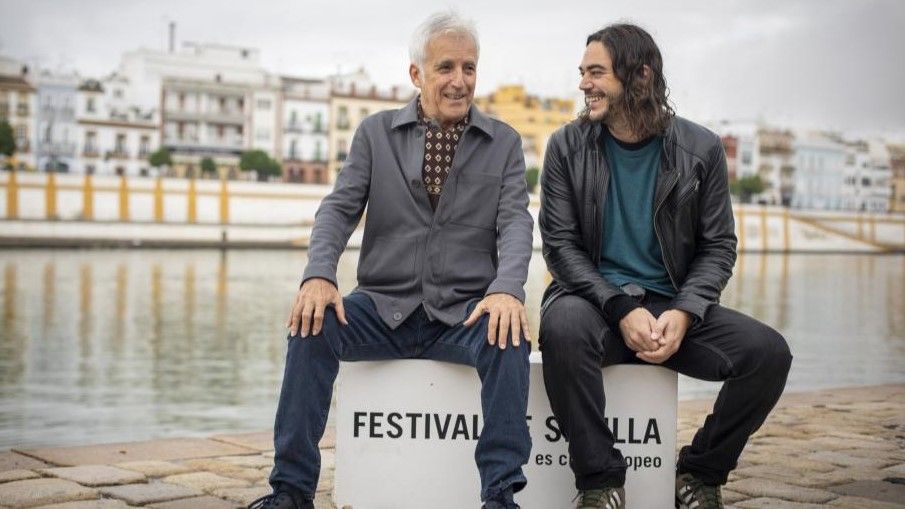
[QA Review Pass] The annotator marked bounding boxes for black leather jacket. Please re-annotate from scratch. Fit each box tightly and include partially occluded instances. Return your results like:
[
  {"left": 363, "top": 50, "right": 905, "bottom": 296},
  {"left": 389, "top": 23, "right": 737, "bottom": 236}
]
[{"left": 539, "top": 116, "right": 737, "bottom": 324}]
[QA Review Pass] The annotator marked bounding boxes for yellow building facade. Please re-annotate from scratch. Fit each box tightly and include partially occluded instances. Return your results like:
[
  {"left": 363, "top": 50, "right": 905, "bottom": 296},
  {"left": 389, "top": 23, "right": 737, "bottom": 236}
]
[{"left": 474, "top": 85, "right": 575, "bottom": 169}]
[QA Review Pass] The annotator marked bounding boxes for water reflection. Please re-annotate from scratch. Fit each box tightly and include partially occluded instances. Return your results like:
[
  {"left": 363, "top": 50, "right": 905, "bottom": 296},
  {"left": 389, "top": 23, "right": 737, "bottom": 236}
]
[{"left": 0, "top": 250, "right": 902, "bottom": 449}]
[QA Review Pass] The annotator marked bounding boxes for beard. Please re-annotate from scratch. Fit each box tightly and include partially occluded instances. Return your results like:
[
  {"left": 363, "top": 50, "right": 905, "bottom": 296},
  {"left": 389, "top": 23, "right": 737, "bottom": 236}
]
[{"left": 579, "top": 89, "right": 627, "bottom": 127}]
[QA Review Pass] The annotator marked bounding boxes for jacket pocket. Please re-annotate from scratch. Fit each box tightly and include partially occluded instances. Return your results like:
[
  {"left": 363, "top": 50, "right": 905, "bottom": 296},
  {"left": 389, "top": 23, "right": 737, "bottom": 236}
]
[
  {"left": 357, "top": 235, "right": 416, "bottom": 287},
  {"left": 674, "top": 177, "right": 700, "bottom": 209},
  {"left": 450, "top": 173, "right": 502, "bottom": 230}
]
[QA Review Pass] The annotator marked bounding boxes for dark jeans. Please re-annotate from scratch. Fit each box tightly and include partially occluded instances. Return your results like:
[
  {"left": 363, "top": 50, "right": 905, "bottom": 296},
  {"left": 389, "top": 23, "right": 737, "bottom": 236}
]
[
  {"left": 539, "top": 292, "right": 792, "bottom": 489},
  {"left": 269, "top": 292, "right": 531, "bottom": 501}
]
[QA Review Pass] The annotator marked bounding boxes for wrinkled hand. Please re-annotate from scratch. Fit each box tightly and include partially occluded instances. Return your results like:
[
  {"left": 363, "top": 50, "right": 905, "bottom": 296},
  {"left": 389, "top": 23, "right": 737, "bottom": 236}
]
[
  {"left": 618, "top": 307, "right": 661, "bottom": 353},
  {"left": 636, "top": 309, "right": 691, "bottom": 364},
  {"left": 287, "top": 278, "right": 347, "bottom": 338},
  {"left": 463, "top": 293, "right": 531, "bottom": 349}
]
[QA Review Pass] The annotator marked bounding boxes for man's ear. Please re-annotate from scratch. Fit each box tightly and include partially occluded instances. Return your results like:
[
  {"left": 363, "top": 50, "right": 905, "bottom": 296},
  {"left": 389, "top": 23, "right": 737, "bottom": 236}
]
[{"left": 409, "top": 63, "right": 422, "bottom": 88}]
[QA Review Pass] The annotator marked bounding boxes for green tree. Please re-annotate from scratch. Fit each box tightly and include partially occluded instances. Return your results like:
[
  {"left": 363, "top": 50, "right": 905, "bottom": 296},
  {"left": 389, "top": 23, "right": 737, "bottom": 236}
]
[
  {"left": 200, "top": 157, "right": 217, "bottom": 176},
  {"left": 525, "top": 166, "right": 540, "bottom": 193},
  {"left": 240, "top": 150, "right": 281, "bottom": 181},
  {"left": 729, "top": 175, "right": 765, "bottom": 204},
  {"left": 148, "top": 147, "right": 172, "bottom": 168},
  {"left": 0, "top": 119, "right": 15, "bottom": 167}
]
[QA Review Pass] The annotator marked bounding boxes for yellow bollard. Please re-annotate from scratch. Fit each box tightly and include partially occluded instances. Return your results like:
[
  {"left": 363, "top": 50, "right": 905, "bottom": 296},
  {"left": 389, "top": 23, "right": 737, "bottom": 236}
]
[
  {"left": 46, "top": 172, "right": 58, "bottom": 219},
  {"left": 187, "top": 178, "right": 197, "bottom": 223},
  {"left": 118, "top": 175, "right": 129, "bottom": 222},
  {"left": 782, "top": 208, "right": 790, "bottom": 252},
  {"left": 760, "top": 205, "right": 769, "bottom": 252},
  {"left": 219, "top": 178, "right": 229, "bottom": 224},
  {"left": 154, "top": 177, "right": 164, "bottom": 222},
  {"left": 736, "top": 207, "right": 746, "bottom": 252},
  {"left": 6, "top": 170, "right": 18, "bottom": 219},
  {"left": 82, "top": 174, "right": 94, "bottom": 221}
]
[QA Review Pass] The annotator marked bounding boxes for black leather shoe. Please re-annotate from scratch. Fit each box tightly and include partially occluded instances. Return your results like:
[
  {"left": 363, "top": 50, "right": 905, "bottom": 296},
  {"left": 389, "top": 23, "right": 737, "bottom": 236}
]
[{"left": 247, "top": 485, "right": 313, "bottom": 509}]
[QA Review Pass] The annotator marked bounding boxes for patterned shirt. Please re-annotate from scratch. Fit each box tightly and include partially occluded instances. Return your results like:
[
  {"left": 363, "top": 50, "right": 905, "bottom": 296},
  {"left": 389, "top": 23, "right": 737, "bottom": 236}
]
[{"left": 417, "top": 98, "right": 469, "bottom": 210}]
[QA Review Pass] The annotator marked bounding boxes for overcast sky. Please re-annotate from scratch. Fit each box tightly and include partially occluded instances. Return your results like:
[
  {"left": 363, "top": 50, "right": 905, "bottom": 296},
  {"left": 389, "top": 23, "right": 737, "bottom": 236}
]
[{"left": 2, "top": 0, "right": 904, "bottom": 137}]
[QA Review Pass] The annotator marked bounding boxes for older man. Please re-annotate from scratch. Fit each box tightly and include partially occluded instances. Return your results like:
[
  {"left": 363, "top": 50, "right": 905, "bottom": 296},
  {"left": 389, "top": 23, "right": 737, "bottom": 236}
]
[{"left": 249, "top": 12, "right": 533, "bottom": 509}]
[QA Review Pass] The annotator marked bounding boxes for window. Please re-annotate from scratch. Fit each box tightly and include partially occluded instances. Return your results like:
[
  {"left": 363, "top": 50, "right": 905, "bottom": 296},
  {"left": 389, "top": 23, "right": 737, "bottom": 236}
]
[
  {"left": 86, "top": 97, "right": 95, "bottom": 113},
  {"left": 178, "top": 93, "right": 186, "bottom": 110},
  {"left": 359, "top": 108, "right": 369, "bottom": 120},
  {"left": 139, "top": 136, "right": 150, "bottom": 157},
  {"left": 256, "top": 98, "right": 271, "bottom": 109},
  {"left": 114, "top": 89, "right": 123, "bottom": 98},
  {"left": 115, "top": 133, "right": 127, "bottom": 155},
  {"left": 84, "top": 131, "right": 97, "bottom": 154},
  {"left": 256, "top": 128, "right": 270, "bottom": 141},
  {"left": 741, "top": 151, "right": 752, "bottom": 165},
  {"left": 337, "top": 106, "right": 349, "bottom": 129},
  {"left": 289, "top": 140, "right": 298, "bottom": 159}
]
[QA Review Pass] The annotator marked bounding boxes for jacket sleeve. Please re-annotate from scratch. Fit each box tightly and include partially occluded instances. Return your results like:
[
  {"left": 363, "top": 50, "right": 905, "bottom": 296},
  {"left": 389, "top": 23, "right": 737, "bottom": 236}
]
[
  {"left": 539, "top": 130, "right": 624, "bottom": 315},
  {"left": 486, "top": 132, "right": 534, "bottom": 302},
  {"left": 301, "top": 120, "right": 372, "bottom": 286},
  {"left": 670, "top": 138, "right": 738, "bottom": 322}
]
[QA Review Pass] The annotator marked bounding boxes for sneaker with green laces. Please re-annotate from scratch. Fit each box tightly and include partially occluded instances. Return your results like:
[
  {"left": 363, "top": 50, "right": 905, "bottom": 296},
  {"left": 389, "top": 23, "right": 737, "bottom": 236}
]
[
  {"left": 574, "top": 487, "right": 625, "bottom": 509},
  {"left": 675, "top": 472, "right": 724, "bottom": 509}
]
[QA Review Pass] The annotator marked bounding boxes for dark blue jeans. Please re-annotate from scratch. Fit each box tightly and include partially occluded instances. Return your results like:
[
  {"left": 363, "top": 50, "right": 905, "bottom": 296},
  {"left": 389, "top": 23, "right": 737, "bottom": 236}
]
[{"left": 269, "top": 292, "right": 531, "bottom": 502}]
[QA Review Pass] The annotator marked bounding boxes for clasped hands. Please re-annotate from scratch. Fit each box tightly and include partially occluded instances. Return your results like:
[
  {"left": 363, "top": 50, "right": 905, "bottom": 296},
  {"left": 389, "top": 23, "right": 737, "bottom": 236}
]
[
  {"left": 287, "top": 278, "right": 530, "bottom": 349},
  {"left": 618, "top": 307, "right": 691, "bottom": 364}
]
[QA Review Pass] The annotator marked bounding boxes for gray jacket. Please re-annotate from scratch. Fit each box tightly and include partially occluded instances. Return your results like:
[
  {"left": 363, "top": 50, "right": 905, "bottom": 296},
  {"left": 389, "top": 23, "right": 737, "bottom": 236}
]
[{"left": 302, "top": 99, "right": 534, "bottom": 329}]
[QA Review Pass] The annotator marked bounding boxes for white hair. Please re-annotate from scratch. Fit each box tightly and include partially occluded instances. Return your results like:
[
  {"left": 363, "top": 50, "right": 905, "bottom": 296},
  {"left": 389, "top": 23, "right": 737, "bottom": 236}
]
[{"left": 409, "top": 11, "right": 480, "bottom": 70}]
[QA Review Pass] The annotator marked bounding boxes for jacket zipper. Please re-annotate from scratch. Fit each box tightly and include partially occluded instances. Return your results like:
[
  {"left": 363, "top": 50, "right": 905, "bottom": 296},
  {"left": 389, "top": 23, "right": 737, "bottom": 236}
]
[{"left": 652, "top": 136, "right": 680, "bottom": 290}]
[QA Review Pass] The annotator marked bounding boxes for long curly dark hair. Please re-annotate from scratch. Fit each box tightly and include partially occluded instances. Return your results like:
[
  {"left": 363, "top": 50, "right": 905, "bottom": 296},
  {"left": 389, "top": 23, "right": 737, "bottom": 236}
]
[{"left": 584, "top": 24, "right": 675, "bottom": 137}]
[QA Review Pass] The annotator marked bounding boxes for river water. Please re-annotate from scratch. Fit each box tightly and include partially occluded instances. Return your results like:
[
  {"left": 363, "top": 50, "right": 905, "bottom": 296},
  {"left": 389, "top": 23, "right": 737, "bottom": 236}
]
[{"left": 1, "top": 249, "right": 902, "bottom": 449}]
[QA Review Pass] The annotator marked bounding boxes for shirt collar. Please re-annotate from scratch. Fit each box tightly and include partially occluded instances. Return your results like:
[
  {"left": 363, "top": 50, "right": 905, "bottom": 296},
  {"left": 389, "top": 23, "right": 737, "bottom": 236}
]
[{"left": 392, "top": 96, "right": 494, "bottom": 138}]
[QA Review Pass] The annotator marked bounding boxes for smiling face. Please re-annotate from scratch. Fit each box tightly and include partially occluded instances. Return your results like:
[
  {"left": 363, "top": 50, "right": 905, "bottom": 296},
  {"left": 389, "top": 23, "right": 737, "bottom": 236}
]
[
  {"left": 579, "top": 41, "right": 625, "bottom": 125},
  {"left": 409, "top": 32, "right": 477, "bottom": 129}
]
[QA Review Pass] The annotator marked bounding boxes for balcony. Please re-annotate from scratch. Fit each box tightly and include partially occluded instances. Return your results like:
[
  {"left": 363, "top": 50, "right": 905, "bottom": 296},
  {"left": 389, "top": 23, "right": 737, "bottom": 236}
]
[
  {"left": 336, "top": 119, "right": 350, "bottom": 131},
  {"left": 16, "top": 104, "right": 29, "bottom": 117},
  {"left": 82, "top": 145, "right": 100, "bottom": 158},
  {"left": 15, "top": 139, "right": 30, "bottom": 153},
  {"left": 39, "top": 142, "right": 77, "bottom": 157},
  {"left": 108, "top": 149, "right": 131, "bottom": 160}
]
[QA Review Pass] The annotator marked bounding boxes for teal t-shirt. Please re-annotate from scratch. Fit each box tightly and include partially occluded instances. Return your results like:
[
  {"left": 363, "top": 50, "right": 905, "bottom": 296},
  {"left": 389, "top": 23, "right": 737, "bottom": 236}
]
[{"left": 599, "top": 131, "right": 676, "bottom": 297}]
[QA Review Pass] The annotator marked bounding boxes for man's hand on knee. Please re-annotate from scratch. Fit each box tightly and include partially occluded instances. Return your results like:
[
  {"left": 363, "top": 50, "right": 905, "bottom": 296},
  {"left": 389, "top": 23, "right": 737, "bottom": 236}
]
[
  {"left": 636, "top": 309, "right": 691, "bottom": 364},
  {"left": 463, "top": 293, "right": 531, "bottom": 349},
  {"left": 618, "top": 307, "right": 661, "bottom": 353},
  {"left": 288, "top": 277, "right": 348, "bottom": 338}
]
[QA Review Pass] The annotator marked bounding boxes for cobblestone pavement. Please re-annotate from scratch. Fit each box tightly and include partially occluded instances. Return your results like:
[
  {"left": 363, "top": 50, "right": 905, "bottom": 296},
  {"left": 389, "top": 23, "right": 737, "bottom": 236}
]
[{"left": 1, "top": 385, "right": 903, "bottom": 508}]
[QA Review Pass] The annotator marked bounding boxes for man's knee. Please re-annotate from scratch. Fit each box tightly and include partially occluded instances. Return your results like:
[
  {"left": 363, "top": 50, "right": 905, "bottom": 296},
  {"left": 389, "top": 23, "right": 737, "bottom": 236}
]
[
  {"left": 738, "top": 322, "right": 792, "bottom": 377},
  {"left": 539, "top": 295, "right": 604, "bottom": 362}
]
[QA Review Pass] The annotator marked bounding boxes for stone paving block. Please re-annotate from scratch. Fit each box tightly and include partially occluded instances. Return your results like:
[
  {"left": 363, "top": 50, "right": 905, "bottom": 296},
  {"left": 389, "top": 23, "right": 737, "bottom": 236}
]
[
  {"left": 162, "top": 472, "right": 248, "bottom": 493},
  {"left": 882, "top": 463, "right": 905, "bottom": 476},
  {"left": 0, "top": 452, "right": 50, "bottom": 472},
  {"left": 114, "top": 461, "right": 192, "bottom": 478},
  {"left": 721, "top": 488, "right": 747, "bottom": 505},
  {"left": 808, "top": 451, "right": 897, "bottom": 470},
  {"left": 40, "top": 465, "right": 146, "bottom": 487},
  {"left": 0, "top": 478, "right": 97, "bottom": 508},
  {"left": 147, "top": 495, "right": 238, "bottom": 509},
  {"left": 178, "top": 459, "right": 261, "bottom": 481},
  {"left": 32, "top": 500, "right": 131, "bottom": 509},
  {"left": 17, "top": 438, "right": 255, "bottom": 466},
  {"left": 209, "top": 432, "right": 272, "bottom": 453},
  {"left": 770, "top": 467, "right": 889, "bottom": 489},
  {"left": 0, "top": 469, "right": 40, "bottom": 483},
  {"left": 313, "top": 496, "right": 334, "bottom": 509},
  {"left": 211, "top": 485, "right": 271, "bottom": 506},
  {"left": 734, "top": 498, "right": 829, "bottom": 508},
  {"left": 829, "top": 480, "right": 905, "bottom": 505},
  {"left": 99, "top": 482, "right": 202, "bottom": 505},
  {"left": 726, "top": 478, "right": 838, "bottom": 504},
  {"left": 215, "top": 455, "right": 273, "bottom": 469},
  {"left": 827, "top": 496, "right": 905, "bottom": 508},
  {"left": 809, "top": 436, "right": 898, "bottom": 452}
]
